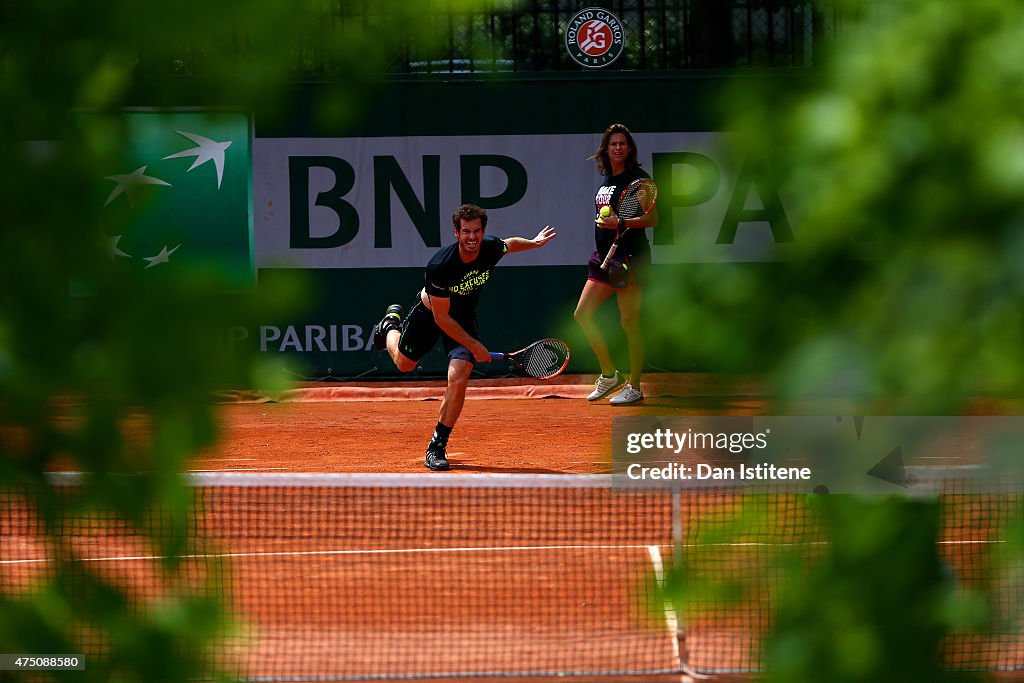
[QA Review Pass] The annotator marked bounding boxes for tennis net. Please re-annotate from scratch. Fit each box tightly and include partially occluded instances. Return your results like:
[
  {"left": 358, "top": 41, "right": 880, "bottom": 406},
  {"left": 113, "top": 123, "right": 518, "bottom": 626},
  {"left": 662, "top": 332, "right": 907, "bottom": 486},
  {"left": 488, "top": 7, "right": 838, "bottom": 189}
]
[{"left": 1, "top": 471, "right": 1021, "bottom": 680}]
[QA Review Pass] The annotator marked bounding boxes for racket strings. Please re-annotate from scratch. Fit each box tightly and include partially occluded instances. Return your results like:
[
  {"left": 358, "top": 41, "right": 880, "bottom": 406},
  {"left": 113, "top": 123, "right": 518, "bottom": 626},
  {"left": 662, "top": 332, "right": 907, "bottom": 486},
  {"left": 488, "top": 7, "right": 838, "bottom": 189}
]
[
  {"left": 617, "top": 193, "right": 644, "bottom": 219},
  {"left": 521, "top": 341, "right": 569, "bottom": 379},
  {"left": 617, "top": 180, "right": 657, "bottom": 219}
]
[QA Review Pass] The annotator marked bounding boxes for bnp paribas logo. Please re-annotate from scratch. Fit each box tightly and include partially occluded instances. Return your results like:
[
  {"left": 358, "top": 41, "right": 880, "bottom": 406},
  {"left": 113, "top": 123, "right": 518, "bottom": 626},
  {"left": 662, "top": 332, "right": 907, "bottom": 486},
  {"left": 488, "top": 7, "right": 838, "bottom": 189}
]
[{"left": 91, "top": 110, "right": 255, "bottom": 288}]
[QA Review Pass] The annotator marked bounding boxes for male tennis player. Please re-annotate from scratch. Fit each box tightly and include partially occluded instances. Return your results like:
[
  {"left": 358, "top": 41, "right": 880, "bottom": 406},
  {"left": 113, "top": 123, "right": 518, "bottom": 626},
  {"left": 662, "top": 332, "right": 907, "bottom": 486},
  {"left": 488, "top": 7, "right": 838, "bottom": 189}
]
[{"left": 372, "top": 204, "right": 556, "bottom": 471}]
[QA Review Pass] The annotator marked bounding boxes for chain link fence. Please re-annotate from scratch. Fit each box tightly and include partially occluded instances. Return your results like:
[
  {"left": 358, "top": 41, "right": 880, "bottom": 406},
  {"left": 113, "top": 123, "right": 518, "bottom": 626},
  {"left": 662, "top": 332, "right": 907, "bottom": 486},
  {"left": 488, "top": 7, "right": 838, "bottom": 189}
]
[
  {"left": 144, "top": 2, "right": 852, "bottom": 78},
  {"left": 313, "top": 1, "right": 837, "bottom": 75}
]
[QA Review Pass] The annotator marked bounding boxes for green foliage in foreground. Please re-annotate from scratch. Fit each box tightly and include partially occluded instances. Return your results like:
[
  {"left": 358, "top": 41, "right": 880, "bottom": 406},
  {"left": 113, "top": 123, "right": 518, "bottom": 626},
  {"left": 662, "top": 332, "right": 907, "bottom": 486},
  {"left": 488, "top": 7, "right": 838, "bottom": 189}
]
[
  {"left": 763, "top": 497, "right": 975, "bottom": 683},
  {"left": 0, "top": 1, "right": 493, "bottom": 680},
  {"left": 656, "top": 4, "right": 1024, "bottom": 679},
  {"left": 647, "top": 0, "right": 1024, "bottom": 411},
  {"left": 662, "top": 494, "right": 1007, "bottom": 683}
]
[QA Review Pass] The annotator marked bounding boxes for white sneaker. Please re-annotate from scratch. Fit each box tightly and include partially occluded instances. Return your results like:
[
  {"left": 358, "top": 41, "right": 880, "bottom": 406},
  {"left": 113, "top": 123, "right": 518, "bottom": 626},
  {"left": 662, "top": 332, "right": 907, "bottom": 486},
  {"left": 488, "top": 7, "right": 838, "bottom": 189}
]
[
  {"left": 587, "top": 371, "right": 624, "bottom": 401},
  {"left": 610, "top": 383, "right": 644, "bottom": 406}
]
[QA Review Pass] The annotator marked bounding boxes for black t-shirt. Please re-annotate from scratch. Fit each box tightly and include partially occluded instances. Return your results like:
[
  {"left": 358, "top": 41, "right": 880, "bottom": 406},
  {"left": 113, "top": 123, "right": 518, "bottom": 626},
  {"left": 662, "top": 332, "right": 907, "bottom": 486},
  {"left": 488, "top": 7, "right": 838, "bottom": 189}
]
[
  {"left": 594, "top": 165, "right": 652, "bottom": 259},
  {"left": 424, "top": 234, "right": 509, "bottom": 320}
]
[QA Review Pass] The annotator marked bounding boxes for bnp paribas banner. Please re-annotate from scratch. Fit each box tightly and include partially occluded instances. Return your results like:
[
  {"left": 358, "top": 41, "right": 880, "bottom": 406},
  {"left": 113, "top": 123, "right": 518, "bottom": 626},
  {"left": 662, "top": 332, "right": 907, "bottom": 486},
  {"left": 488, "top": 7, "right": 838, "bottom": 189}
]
[
  {"left": 254, "top": 132, "right": 796, "bottom": 269},
  {"left": 84, "top": 110, "right": 254, "bottom": 288}
]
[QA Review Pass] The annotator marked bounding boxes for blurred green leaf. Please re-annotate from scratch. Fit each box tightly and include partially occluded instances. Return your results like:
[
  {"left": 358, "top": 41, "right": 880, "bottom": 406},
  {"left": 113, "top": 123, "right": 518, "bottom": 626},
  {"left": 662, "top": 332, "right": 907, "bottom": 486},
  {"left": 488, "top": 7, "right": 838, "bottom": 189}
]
[
  {"left": 0, "top": 0, "right": 497, "bottom": 679},
  {"left": 648, "top": 0, "right": 1024, "bottom": 412}
]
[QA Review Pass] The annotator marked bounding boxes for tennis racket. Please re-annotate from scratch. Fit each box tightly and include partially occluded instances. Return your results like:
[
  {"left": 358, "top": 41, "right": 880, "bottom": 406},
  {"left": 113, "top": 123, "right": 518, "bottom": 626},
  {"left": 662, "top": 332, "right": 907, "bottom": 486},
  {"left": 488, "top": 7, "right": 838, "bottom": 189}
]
[
  {"left": 600, "top": 178, "right": 658, "bottom": 271},
  {"left": 489, "top": 338, "right": 570, "bottom": 380}
]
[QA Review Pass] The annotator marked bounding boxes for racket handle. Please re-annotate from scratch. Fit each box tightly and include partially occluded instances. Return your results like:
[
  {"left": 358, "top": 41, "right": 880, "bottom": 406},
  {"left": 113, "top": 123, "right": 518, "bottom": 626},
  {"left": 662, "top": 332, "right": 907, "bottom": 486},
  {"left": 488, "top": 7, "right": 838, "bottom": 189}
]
[
  {"left": 489, "top": 352, "right": 505, "bottom": 361},
  {"left": 600, "top": 242, "right": 620, "bottom": 271}
]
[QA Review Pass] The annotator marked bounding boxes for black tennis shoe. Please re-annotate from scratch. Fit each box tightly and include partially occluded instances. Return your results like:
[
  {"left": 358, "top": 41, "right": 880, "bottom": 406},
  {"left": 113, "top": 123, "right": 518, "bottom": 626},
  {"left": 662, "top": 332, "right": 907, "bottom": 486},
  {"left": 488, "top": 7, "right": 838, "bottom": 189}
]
[
  {"left": 372, "top": 304, "right": 404, "bottom": 350},
  {"left": 424, "top": 443, "right": 450, "bottom": 471}
]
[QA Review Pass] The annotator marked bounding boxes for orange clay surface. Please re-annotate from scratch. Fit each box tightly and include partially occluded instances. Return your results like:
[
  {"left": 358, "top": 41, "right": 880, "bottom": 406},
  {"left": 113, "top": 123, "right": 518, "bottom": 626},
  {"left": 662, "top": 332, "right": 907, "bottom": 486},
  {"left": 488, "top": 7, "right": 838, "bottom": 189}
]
[
  {"left": 191, "top": 373, "right": 1023, "bottom": 474},
  {"left": 23, "top": 375, "right": 1023, "bottom": 682},
  {"left": 193, "top": 374, "right": 775, "bottom": 473}
]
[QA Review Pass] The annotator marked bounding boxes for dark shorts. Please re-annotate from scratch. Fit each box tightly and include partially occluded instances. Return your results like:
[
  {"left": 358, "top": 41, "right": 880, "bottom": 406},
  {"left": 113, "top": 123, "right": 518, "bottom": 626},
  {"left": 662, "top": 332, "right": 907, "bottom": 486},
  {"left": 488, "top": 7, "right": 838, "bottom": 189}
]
[
  {"left": 586, "top": 248, "right": 650, "bottom": 289},
  {"left": 397, "top": 297, "right": 479, "bottom": 364}
]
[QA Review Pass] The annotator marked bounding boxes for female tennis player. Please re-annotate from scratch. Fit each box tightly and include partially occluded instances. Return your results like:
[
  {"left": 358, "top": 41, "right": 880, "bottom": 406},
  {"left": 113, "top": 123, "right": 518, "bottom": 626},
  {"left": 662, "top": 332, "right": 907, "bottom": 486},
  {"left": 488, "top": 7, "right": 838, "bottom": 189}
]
[
  {"left": 372, "top": 204, "right": 556, "bottom": 470},
  {"left": 574, "top": 123, "right": 659, "bottom": 406}
]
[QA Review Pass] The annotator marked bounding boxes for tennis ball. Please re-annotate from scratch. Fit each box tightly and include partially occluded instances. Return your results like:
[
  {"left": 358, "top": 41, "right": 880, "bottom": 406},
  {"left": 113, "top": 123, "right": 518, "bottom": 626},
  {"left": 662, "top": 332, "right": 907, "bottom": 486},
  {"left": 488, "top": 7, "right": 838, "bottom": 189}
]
[{"left": 599, "top": 206, "right": 611, "bottom": 218}]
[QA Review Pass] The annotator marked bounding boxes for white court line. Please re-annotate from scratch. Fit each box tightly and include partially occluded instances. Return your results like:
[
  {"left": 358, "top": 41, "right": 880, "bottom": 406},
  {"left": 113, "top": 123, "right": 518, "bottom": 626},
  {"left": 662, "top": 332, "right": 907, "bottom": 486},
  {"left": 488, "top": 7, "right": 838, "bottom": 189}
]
[
  {"left": 938, "top": 540, "right": 1004, "bottom": 545},
  {"left": 187, "top": 468, "right": 291, "bottom": 473},
  {"left": 199, "top": 458, "right": 259, "bottom": 462},
  {"left": 0, "top": 543, "right": 654, "bottom": 565},
  {"left": 2, "top": 538, "right": 1003, "bottom": 566},
  {"left": 647, "top": 545, "right": 686, "bottom": 683}
]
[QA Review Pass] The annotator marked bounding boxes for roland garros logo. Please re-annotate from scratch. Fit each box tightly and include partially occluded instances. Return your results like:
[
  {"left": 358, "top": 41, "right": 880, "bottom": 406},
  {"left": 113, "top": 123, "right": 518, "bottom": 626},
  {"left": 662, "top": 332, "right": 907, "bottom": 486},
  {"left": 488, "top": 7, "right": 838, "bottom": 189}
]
[{"left": 565, "top": 8, "right": 625, "bottom": 68}]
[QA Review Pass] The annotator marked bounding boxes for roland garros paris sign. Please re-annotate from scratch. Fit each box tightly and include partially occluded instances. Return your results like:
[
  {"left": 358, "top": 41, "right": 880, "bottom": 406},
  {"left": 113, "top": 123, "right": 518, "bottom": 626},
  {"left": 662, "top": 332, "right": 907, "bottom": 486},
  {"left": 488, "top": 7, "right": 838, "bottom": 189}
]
[{"left": 564, "top": 8, "right": 625, "bottom": 68}]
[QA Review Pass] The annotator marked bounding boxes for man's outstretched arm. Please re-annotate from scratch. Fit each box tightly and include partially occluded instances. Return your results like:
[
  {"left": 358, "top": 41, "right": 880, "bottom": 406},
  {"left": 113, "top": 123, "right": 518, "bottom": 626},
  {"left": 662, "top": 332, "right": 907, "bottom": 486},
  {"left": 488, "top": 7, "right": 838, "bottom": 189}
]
[{"left": 504, "top": 226, "right": 557, "bottom": 253}]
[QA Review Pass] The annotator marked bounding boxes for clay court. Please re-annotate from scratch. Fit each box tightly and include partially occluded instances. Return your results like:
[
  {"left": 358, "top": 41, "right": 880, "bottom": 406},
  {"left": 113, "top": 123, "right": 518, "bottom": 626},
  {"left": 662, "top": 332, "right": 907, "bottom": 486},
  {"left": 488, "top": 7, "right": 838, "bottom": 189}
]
[
  {"left": 197, "top": 374, "right": 824, "bottom": 474},
  {"left": 6, "top": 375, "right": 1023, "bottom": 681},
  {"left": 195, "top": 373, "right": 1024, "bottom": 474},
  {"left": 178, "top": 375, "right": 1024, "bottom": 681}
]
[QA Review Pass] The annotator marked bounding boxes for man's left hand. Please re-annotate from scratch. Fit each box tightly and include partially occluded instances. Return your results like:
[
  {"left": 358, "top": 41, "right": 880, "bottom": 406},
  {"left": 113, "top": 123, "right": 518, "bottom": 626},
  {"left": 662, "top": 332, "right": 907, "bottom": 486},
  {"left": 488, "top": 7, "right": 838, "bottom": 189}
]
[{"left": 532, "top": 225, "right": 557, "bottom": 247}]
